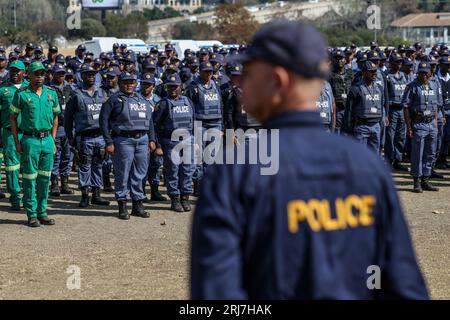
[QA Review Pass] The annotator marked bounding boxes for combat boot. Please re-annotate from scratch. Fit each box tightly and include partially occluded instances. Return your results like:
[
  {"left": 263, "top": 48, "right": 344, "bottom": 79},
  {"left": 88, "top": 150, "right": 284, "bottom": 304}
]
[
  {"left": 37, "top": 216, "right": 55, "bottom": 226},
  {"left": 50, "top": 174, "right": 60, "bottom": 197},
  {"left": 60, "top": 176, "right": 74, "bottom": 194},
  {"left": 79, "top": 187, "right": 90, "bottom": 207},
  {"left": 151, "top": 184, "right": 167, "bottom": 201},
  {"left": 91, "top": 187, "right": 110, "bottom": 206},
  {"left": 421, "top": 177, "right": 439, "bottom": 192},
  {"left": 103, "top": 173, "right": 114, "bottom": 192},
  {"left": 131, "top": 200, "right": 150, "bottom": 218},
  {"left": 118, "top": 200, "right": 129, "bottom": 220},
  {"left": 170, "top": 195, "right": 184, "bottom": 212},
  {"left": 413, "top": 178, "right": 423, "bottom": 193},
  {"left": 28, "top": 217, "right": 40, "bottom": 228},
  {"left": 180, "top": 194, "right": 191, "bottom": 212}
]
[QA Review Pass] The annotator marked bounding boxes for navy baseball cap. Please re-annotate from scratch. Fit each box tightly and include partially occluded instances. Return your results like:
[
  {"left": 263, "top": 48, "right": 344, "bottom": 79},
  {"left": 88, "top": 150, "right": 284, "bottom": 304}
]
[
  {"left": 26, "top": 42, "right": 35, "bottom": 49},
  {"left": 417, "top": 62, "right": 430, "bottom": 73},
  {"left": 333, "top": 49, "right": 345, "bottom": 59},
  {"left": 55, "top": 55, "right": 65, "bottom": 65},
  {"left": 122, "top": 53, "right": 135, "bottom": 63},
  {"left": 440, "top": 55, "right": 450, "bottom": 65},
  {"left": 49, "top": 45, "right": 58, "bottom": 52},
  {"left": 389, "top": 53, "right": 403, "bottom": 63},
  {"left": 0, "top": 47, "right": 5, "bottom": 53},
  {"left": 105, "top": 66, "right": 120, "bottom": 77},
  {"left": 80, "top": 63, "right": 97, "bottom": 74},
  {"left": 235, "top": 20, "right": 329, "bottom": 79},
  {"left": 165, "top": 73, "right": 181, "bottom": 86},
  {"left": 362, "top": 61, "right": 378, "bottom": 72},
  {"left": 52, "top": 64, "right": 66, "bottom": 73},
  {"left": 403, "top": 58, "right": 414, "bottom": 66},
  {"left": 356, "top": 51, "right": 368, "bottom": 62},
  {"left": 200, "top": 61, "right": 214, "bottom": 72},
  {"left": 119, "top": 71, "right": 137, "bottom": 82},
  {"left": 406, "top": 46, "right": 416, "bottom": 53},
  {"left": 0, "top": 53, "right": 6, "bottom": 61},
  {"left": 180, "top": 67, "right": 192, "bottom": 78},
  {"left": 144, "top": 59, "right": 157, "bottom": 69},
  {"left": 367, "top": 50, "right": 381, "bottom": 61},
  {"left": 210, "top": 53, "right": 224, "bottom": 64},
  {"left": 113, "top": 43, "right": 119, "bottom": 49},
  {"left": 120, "top": 43, "right": 127, "bottom": 48},
  {"left": 140, "top": 73, "right": 156, "bottom": 85},
  {"left": 166, "top": 64, "right": 179, "bottom": 73},
  {"left": 66, "top": 68, "right": 74, "bottom": 76},
  {"left": 77, "top": 44, "right": 86, "bottom": 51},
  {"left": 226, "top": 62, "right": 243, "bottom": 76},
  {"left": 199, "top": 48, "right": 209, "bottom": 55},
  {"left": 35, "top": 46, "right": 43, "bottom": 53},
  {"left": 428, "top": 56, "right": 439, "bottom": 65},
  {"left": 188, "top": 57, "right": 199, "bottom": 67}
]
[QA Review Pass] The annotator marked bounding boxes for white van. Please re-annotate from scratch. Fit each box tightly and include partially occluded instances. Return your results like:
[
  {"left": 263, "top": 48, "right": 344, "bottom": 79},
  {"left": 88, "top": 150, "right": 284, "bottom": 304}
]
[{"left": 83, "top": 37, "right": 149, "bottom": 57}]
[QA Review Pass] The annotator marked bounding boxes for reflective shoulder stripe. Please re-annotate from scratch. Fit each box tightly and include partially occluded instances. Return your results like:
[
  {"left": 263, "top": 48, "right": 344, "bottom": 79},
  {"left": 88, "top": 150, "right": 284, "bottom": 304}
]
[
  {"left": 5, "top": 164, "right": 20, "bottom": 171},
  {"left": 38, "top": 170, "right": 52, "bottom": 177},
  {"left": 22, "top": 172, "right": 38, "bottom": 180},
  {"left": 10, "top": 105, "right": 21, "bottom": 113}
]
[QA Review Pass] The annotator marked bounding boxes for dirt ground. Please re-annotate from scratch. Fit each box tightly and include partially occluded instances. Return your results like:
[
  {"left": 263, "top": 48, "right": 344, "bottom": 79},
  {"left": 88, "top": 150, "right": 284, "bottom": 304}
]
[{"left": 0, "top": 165, "right": 448, "bottom": 300}]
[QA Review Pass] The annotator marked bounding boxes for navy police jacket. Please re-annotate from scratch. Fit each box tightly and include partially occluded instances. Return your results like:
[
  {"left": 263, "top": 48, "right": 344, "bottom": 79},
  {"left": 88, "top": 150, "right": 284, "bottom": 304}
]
[{"left": 191, "top": 111, "right": 428, "bottom": 300}]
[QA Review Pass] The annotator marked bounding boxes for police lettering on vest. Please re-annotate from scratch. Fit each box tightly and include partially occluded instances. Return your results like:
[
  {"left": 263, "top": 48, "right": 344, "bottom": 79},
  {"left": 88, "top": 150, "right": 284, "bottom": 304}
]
[
  {"left": 109, "top": 92, "right": 152, "bottom": 132},
  {"left": 194, "top": 79, "right": 222, "bottom": 120},
  {"left": 354, "top": 84, "right": 383, "bottom": 121},
  {"left": 403, "top": 79, "right": 438, "bottom": 117},
  {"left": 159, "top": 96, "right": 194, "bottom": 136}
]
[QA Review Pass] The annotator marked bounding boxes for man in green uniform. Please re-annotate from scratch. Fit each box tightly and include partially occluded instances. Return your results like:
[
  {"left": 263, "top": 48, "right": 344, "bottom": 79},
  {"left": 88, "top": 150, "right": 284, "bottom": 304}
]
[
  {"left": 10, "top": 61, "right": 60, "bottom": 227},
  {"left": 0, "top": 60, "right": 28, "bottom": 210}
]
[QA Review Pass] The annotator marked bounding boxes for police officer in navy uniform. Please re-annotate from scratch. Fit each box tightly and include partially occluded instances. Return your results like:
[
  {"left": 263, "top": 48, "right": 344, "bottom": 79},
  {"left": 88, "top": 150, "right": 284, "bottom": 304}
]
[
  {"left": 385, "top": 53, "right": 409, "bottom": 171},
  {"left": 100, "top": 72, "right": 157, "bottom": 220},
  {"left": 67, "top": 44, "right": 86, "bottom": 73},
  {"left": 139, "top": 73, "right": 167, "bottom": 202},
  {"left": 153, "top": 73, "right": 195, "bottom": 212},
  {"left": 49, "top": 64, "right": 74, "bottom": 196},
  {"left": 436, "top": 55, "right": 450, "bottom": 168},
  {"left": 402, "top": 61, "right": 439, "bottom": 193},
  {"left": 65, "top": 64, "right": 110, "bottom": 207},
  {"left": 100, "top": 66, "right": 121, "bottom": 192},
  {"left": 184, "top": 61, "right": 223, "bottom": 196},
  {"left": 316, "top": 80, "right": 336, "bottom": 132},
  {"left": 191, "top": 20, "right": 428, "bottom": 300},
  {"left": 329, "top": 49, "right": 353, "bottom": 133},
  {"left": 344, "top": 61, "right": 385, "bottom": 153}
]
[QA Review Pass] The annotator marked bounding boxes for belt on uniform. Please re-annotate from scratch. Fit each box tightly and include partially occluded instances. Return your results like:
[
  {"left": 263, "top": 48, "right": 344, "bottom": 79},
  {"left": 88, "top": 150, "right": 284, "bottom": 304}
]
[
  {"left": 390, "top": 103, "right": 404, "bottom": 109},
  {"left": 412, "top": 115, "right": 434, "bottom": 124},
  {"left": 78, "top": 129, "right": 102, "bottom": 138},
  {"left": 112, "top": 131, "right": 147, "bottom": 139},
  {"left": 23, "top": 131, "right": 50, "bottom": 138},
  {"left": 355, "top": 119, "right": 380, "bottom": 126}
]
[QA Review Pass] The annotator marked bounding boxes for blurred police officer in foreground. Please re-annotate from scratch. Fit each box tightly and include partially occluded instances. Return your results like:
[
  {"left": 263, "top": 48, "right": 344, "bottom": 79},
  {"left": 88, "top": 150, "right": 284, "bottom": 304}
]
[
  {"left": 0, "top": 60, "right": 28, "bottom": 209},
  {"left": 11, "top": 61, "right": 60, "bottom": 227},
  {"left": 100, "top": 72, "right": 157, "bottom": 220},
  {"left": 153, "top": 74, "right": 195, "bottom": 212},
  {"left": 402, "top": 62, "right": 439, "bottom": 193},
  {"left": 191, "top": 20, "right": 428, "bottom": 299},
  {"left": 65, "top": 64, "right": 110, "bottom": 208}
]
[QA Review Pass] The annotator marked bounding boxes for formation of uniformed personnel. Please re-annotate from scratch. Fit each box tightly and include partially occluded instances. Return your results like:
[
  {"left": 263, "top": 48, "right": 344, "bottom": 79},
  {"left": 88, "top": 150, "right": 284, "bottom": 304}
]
[
  {"left": 0, "top": 60, "right": 28, "bottom": 207},
  {"left": 153, "top": 73, "right": 195, "bottom": 212},
  {"left": 10, "top": 61, "right": 60, "bottom": 227},
  {"left": 100, "top": 72, "right": 156, "bottom": 220},
  {"left": 402, "top": 62, "right": 440, "bottom": 193},
  {"left": 191, "top": 20, "right": 428, "bottom": 300},
  {"left": 64, "top": 64, "right": 110, "bottom": 208}
]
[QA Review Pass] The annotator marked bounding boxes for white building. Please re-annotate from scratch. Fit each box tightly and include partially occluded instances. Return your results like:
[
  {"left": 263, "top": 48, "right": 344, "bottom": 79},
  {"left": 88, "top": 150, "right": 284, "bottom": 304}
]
[{"left": 122, "top": 0, "right": 202, "bottom": 13}]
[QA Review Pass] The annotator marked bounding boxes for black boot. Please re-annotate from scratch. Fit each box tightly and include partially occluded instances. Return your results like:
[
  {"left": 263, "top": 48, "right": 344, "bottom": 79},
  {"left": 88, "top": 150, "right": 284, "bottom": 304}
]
[
  {"left": 28, "top": 217, "right": 40, "bottom": 228},
  {"left": 393, "top": 161, "right": 409, "bottom": 172},
  {"left": 193, "top": 180, "right": 200, "bottom": 197},
  {"left": 91, "top": 187, "right": 110, "bottom": 206},
  {"left": 79, "top": 187, "right": 90, "bottom": 207},
  {"left": 180, "top": 194, "right": 191, "bottom": 212},
  {"left": 60, "top": 176, "right": 74, "bottom": 194},
  {"left": 50, "top": 174, "right": 60, "bottom": 197},
  {"left": 103, "top": 173, "right": 114, "bottom": 192},
  {"left": 421, "top": 177, "right": 439, "bottom": 191},
  {"left": 170, "top": 195, "right": 184, "bottom": 212},
  {"left": 118, "top": 200, "right": 129, "bottom": 220},
  {"left": 151, "top": 184, "right": 167, "bottom": 201},
  {"left": 37, "top": 215, "right": 55, "bottom": 226},
  {"left": 413, "top": 178, "right": 423, "bottom": 193},
  {"left": 131, "top": 200, "right": 150, "bottom": 218}
]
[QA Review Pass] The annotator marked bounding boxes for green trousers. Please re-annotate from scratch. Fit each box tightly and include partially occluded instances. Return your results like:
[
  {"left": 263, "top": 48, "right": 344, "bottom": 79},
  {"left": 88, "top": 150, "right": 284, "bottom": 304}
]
[
  {"left": 21, "top": 135, "right": 54, "bottom": 218},
  {"left": 2, "top": 129, "right": 22, "bottom": 205}
]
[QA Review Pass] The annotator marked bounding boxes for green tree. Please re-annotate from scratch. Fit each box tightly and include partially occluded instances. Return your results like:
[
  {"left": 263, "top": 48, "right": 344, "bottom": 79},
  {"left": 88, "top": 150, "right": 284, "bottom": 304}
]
[
  {"left": 215, "top": 3, "right": 259, "bottom": 43},
  {"left": 74, "top": 18, "right": 107, "bottom": 40},
  {"left": 172, "top": 21, "right": 214, "bottom": 40}
]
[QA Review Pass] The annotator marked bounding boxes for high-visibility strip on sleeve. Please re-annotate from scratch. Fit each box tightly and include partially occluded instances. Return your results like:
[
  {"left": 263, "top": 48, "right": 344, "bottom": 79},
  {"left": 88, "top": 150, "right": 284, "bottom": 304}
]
[
  {"left": 5, "top": 164, "right": 20, "bottom": 171},
  {"left": 22, "top": 172, "right": 38, "bottom": 180},
  {"left": 38, "top": 170, "right": 52, "bottom": 177},
  {"left": 10, "top": 105, "right": 21, "bottom": 114}
]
